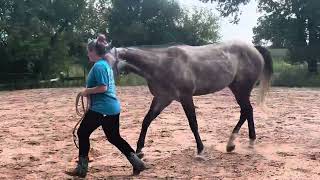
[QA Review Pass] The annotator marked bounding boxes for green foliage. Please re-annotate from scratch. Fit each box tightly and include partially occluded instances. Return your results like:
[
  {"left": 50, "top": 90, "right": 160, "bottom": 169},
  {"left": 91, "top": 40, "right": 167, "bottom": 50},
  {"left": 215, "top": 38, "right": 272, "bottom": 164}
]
[
  {"left": 0, "top": 0, "right": 110, "bottom": 82},
  {"left": 1, "top": 0, "right": 75, "bottom": 78},
  {"left": 0, "top": 0, "right": 221, "bottom": 90},
  {"left": 199, "top": 0, "right": 250, "bottom": 23},
  {"left": 109, "top": 0, "right": 181, "bottom": 46},
  {"left": 200, "top": 0, "right": 320, "bottom": 73},
  {"left": 117, "top": 73, "right": 147, "bottom": 86},
  {"left": 253, "top": 0, "right": 320, "bottom": 73},
  {"left": 272, "top": 58, "right": 320, "bottom": 87},
  {"left": 177, "top": 8, "right": 220, "bottom": 45},
  {"left": 109, "top": 0, "right": 220, "bottom": 46}
]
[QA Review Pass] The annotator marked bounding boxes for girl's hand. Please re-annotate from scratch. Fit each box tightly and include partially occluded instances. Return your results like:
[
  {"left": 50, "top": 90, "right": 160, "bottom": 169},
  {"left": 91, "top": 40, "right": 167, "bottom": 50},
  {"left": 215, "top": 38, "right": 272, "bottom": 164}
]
[{"left": 80, "top": 89, "right": 89, "bottom": 97}]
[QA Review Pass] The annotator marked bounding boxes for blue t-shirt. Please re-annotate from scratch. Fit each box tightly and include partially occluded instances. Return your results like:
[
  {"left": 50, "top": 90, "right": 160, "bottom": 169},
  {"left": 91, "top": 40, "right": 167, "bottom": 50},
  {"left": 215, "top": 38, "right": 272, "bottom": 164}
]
[{"left": 86, "top": 59, "right": 120, "bottom": 115}]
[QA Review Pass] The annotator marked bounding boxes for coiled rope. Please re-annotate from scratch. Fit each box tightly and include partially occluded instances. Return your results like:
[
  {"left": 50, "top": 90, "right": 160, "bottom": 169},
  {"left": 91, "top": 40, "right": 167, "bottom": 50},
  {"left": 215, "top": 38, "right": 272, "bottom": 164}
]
[{"left": 73, "top": 92, "right": 90, "bottom": 149}]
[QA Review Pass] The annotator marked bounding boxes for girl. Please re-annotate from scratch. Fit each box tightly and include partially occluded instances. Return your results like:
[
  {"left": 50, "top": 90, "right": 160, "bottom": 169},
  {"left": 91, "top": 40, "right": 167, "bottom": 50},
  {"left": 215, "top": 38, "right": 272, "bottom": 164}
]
[{"left": 67, "top": 34, "right": 145, "bottom": 177}]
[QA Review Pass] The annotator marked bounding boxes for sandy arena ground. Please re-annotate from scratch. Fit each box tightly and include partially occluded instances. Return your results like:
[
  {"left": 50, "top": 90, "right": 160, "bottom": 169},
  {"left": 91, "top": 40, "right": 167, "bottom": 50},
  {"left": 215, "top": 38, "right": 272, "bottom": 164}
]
[{"left": 0, "top": 86, "right": 319, "bottom": 179}]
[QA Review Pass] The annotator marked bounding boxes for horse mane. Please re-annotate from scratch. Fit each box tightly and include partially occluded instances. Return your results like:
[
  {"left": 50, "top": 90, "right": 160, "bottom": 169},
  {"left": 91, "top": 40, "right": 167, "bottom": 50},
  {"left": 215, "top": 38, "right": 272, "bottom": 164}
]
[
  {"left": 129, "top": 42, "right": 185, "bottom": 48},
  {"left": 125, "top": 42, "right": 187, "bottom": 52}
]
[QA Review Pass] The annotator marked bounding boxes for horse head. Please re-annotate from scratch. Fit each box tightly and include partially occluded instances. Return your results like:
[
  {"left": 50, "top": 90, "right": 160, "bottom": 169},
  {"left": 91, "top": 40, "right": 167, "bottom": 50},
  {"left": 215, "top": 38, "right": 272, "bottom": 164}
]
[{"left": 105, "top": 46, "right": 131, "bottom": 80}]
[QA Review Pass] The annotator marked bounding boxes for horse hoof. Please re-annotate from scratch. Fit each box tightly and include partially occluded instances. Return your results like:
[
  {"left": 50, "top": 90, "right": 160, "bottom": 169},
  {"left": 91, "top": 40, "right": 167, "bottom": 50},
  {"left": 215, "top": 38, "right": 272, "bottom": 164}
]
[
  {"left": 195, "top": 147, "right": 207, "bottom": 161},
  {"left": 195, "top": 154, "right": 207, "bottom": 161},
  {"left": 198, "top": 147, "right": 205, "bottom": 155},
  {"left": 136, "top": 151, "right": 144, "bottom": 159},
  {"left": 226, "top": 145, "right": 235, "bottom": 152},
  {"left": 248, "top": 140, "right": 255, "bottom": 149}
]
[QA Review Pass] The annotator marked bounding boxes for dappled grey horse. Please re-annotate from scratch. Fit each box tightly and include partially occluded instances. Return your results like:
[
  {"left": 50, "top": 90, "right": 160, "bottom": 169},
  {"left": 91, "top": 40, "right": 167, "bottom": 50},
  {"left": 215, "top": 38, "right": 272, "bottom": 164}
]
[{"left": 107, "top": 41, "right": 273, "bottom": 157}]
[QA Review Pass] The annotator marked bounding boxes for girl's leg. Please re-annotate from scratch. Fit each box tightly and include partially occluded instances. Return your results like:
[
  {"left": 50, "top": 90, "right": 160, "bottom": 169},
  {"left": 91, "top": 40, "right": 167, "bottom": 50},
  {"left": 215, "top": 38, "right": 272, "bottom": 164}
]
[
  {"left": 101, "top": 114, "right": 135, "bottom": 157},
  {"left": 101, "top": 114, "right": 145, "bottom": 175},
  {"left": 77, "top": 110, "right": 103, "bottom": 157},
  {"left": 67, "top": 110, "right": 103, "bottom": 177}
]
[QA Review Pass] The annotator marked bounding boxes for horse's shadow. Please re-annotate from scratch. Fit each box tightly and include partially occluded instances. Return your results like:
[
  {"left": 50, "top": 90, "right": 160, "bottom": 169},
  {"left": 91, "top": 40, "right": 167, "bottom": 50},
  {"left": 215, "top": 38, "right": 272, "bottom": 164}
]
[
  {"left": 67, "top": 175, "right": 133, "bottom": 180},
  {"left": 139, "top": 145, "right": 270, "bottom": 178}
]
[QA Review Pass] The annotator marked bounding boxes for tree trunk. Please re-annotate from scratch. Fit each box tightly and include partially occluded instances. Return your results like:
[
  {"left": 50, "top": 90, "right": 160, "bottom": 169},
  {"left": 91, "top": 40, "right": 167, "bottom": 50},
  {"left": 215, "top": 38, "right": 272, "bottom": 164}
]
[
  {"left": 307, "top": 59, "right": 318, "bottom": 73},
  {"left": 306, "top": 16, "right": 319, "bottom": 74}
]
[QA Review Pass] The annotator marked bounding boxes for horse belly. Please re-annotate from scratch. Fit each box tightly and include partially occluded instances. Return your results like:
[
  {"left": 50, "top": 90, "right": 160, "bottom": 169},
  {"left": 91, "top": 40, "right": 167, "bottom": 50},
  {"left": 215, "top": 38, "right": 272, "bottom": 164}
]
[
  {"left": 193, "top": 63, "right": 236, "bottom": 96},
  {"left": 194, "top": 75, "right": 234, "bottom": 96}
]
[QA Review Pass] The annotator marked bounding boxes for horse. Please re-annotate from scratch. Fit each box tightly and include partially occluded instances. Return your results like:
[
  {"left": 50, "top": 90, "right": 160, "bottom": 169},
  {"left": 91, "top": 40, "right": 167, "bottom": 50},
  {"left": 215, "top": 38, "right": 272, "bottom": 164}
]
[{"left": 107, "top": 41, "right": 273, "bottom": 158}]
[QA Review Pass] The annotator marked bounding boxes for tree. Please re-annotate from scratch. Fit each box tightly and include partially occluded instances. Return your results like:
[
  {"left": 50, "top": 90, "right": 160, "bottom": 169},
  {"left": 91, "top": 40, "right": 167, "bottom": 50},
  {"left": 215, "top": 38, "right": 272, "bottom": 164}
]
[
  {"left": 200, "top": 0, "right": 251, "bottom": 23},
  {"left": 0, "top": 0, "right": 221, "bottom": 84},
  {"left": 0, "top": 0, "right": 88, "bottom": 79},
  {"left": 0, "top": 0, "right": 112, "bottom": 82},
  {"left": 177, "top": 8, "right": 220, "bottom": 45},
  {"left": 200, "top": 0, "right": 320, "bottom": 73},
  {"left": 108, "top": 0, "right": 183, "bottom": 46},
  {"left": 69, "top": 0, "right": 112, "bottom": 71},
  {"left": 108, "top": 0, "right": 220, "bottom": 46},
  {"left": 253, "top": 0, "right": 320, "bottom": 73}
]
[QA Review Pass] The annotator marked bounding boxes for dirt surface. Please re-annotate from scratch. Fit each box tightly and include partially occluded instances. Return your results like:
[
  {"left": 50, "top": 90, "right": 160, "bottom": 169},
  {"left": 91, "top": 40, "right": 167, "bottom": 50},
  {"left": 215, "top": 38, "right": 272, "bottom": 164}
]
[{"left": 0, "top": 86, "right": 319, "bottom": 179}]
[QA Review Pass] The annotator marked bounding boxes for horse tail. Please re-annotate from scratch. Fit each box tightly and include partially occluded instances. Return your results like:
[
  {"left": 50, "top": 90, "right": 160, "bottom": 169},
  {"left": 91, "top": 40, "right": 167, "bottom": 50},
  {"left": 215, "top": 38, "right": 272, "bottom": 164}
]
[{"left": 255, "top": 45, "right": 273, "bottom": 105}]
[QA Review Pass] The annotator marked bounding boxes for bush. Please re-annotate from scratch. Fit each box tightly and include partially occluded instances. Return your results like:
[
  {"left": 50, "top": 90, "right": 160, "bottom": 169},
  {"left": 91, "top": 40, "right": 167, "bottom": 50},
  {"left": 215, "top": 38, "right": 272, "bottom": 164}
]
[{"left": 272, "top": 58, "right": 320, "bottom": 87}]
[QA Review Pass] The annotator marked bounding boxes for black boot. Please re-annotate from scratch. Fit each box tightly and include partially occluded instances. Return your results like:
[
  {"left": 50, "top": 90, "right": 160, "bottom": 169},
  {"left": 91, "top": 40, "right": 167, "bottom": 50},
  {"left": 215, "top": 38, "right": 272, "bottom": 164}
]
[
  {"left": 127, "top": 152, "right": 146, "bottom": 175},
  {"left": 66, "top": 156, "right": 89, "bottom": 178}
]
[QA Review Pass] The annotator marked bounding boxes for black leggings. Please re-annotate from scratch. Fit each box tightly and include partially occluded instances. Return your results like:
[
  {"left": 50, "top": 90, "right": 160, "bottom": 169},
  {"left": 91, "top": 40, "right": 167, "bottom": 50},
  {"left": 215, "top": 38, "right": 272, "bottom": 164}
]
[{"left": 77, "top": 110, "right": 135, "bottom": 158}]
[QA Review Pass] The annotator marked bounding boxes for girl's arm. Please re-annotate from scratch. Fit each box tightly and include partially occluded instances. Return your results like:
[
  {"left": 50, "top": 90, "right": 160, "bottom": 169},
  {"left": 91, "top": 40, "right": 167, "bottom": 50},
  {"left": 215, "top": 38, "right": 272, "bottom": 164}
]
[{"left": 81, "top": 85, "right": 107, "bottom": 96}]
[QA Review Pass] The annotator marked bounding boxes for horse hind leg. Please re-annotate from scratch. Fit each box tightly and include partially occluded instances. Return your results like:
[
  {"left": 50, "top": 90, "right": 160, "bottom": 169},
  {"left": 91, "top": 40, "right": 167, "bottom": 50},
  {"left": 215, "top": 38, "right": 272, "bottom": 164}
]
[{"left": 226, "top": 81, "right": 255, "bottom": 152}]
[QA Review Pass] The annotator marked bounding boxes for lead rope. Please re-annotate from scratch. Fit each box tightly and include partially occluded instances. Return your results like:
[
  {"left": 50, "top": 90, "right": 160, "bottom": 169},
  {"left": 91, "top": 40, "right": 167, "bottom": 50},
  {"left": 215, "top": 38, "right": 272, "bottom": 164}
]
[{"left": 73, "top": 92, "right": 90, "bottom": 149}]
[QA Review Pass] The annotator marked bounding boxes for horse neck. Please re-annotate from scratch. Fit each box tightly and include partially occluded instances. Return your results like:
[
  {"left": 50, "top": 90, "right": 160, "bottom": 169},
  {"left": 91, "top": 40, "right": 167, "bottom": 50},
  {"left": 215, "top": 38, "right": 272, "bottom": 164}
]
[
  {"left": 121, "top": 49, "right": 160, "bottom": 75},
  {"left": 122, "top": 62, "right": 152, "bottom": 80}
]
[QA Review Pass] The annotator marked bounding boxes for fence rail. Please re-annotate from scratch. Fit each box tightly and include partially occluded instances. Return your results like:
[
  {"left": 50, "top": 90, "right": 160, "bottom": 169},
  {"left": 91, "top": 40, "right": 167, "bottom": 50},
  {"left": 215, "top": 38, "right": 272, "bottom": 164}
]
[{"left": 0, "top": 76, "right": 85, "bottom": 91}]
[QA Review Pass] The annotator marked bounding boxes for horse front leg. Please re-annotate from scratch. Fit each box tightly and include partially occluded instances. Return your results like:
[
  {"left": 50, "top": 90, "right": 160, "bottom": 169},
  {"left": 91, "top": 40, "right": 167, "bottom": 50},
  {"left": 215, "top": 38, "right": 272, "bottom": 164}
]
[
  {"left": 136, "top": 97, "right": 172, "bottom": 158},
  {"left": 181, "top": 96, "right": 204, "bottom": 155}
]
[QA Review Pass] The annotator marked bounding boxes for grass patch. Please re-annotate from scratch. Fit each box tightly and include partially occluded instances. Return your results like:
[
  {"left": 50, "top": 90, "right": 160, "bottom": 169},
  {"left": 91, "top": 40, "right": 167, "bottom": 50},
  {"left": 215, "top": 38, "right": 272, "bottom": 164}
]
[{"left": 117, "top": 73, "right": 147, "bottom": 86}]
